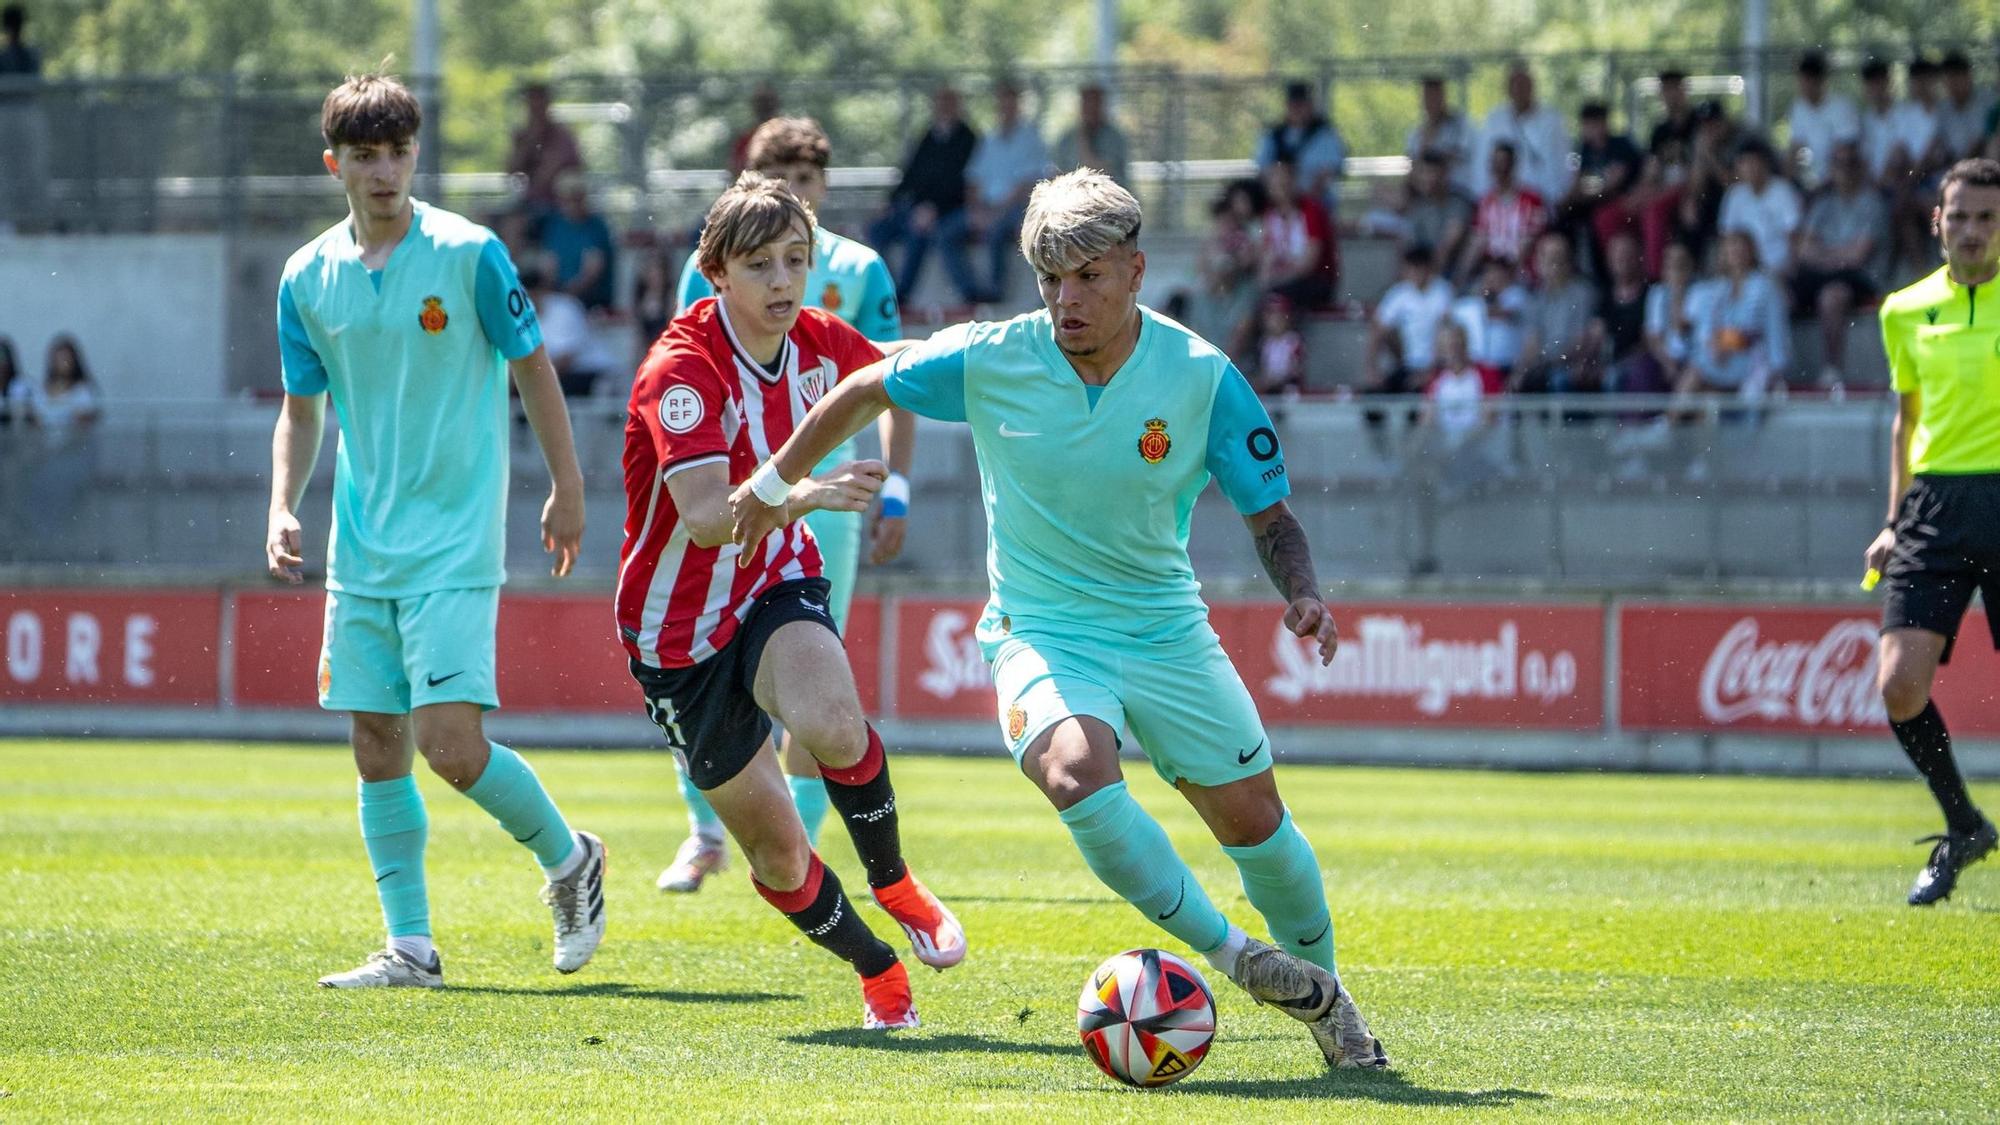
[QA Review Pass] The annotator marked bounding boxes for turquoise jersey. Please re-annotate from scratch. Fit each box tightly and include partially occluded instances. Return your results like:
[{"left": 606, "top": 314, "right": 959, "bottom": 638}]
[
  {"left": 678, "top": 225, "right": 902, "bottom": 472},
  {"left": 883, "top": 307, "right": 1291, "bottom": 652},
  {"left": 277, "top": 200, "right": 542, "bottom": 599}
]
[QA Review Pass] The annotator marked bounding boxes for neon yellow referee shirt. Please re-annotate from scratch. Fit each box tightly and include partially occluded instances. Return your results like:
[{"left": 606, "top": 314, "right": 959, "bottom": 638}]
[{"left": 1881, "top": 266, "right": 2000, "bottom": 475}]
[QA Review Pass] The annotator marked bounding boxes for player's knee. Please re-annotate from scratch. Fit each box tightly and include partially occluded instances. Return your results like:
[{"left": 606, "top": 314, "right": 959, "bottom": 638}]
[
  {"left": 417, "top": 736, "right": 488, "bottom": 790},
  {"left": 744, "top": 833, "right": 813, "bottom": 893},
  {"left": 1879, "top": 670, "right": 1930, "bottom": 723},
  {"left": 796, "top": 716, "right": 868, "bottom": 770}
]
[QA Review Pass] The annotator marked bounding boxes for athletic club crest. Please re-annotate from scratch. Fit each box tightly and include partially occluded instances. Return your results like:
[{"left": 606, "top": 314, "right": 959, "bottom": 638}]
[
  {"left": 418, "top": 296, "right": 448, "bottom": 334},
  {"left": 1138, "top": 418, "right": 1171, "bottom": 464},
  {"left": 1007, "top": 705, "right": 1027, "bottom": 742},
  {"left": 799, "top": 358, "right": 837, "bottom": 406},
  {"left": 820, "top": 281, "right": 843, "bottom": 310}
]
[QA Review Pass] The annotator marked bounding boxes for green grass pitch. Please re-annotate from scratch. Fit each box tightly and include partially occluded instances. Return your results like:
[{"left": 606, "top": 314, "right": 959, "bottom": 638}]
[{"left": 3, "top": 739, "right": 1997, "bottom": 1120}]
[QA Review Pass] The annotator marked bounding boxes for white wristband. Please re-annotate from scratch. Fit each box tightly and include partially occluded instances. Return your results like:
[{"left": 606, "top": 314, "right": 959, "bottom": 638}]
[
  {"left": 747, "top": 460, "right": 792, "bottom": 507},
  {"left": 880, "top": 472, "right": 911, "bottom": 507}
]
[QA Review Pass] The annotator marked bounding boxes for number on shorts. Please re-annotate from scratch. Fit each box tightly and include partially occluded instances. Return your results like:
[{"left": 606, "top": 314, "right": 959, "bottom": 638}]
[{"left": 645, "top": 695, "right": 689, "bottom": 752}]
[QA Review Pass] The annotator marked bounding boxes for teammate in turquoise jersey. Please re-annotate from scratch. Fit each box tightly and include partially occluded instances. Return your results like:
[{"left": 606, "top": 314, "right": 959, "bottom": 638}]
[
  {"left": 265, "top": 73, "right": 606, "bottom": 989},
  {"left": 731, "top": 170, "right": 1392, "bottom": 1071},
  {"left": 660, "top": 115, "right": 918, "bottom": 893}
]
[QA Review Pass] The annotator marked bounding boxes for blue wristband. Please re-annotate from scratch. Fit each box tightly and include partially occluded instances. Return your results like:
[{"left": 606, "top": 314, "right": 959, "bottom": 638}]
[
  {"left": 879, "top": 472, "right": 910, "bottom": 518},
  {"left": 879, "top": 496, "right": 908, "bottom": 518}
]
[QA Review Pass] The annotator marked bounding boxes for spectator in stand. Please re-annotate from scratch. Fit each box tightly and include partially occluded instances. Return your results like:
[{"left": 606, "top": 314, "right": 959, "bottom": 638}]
[
  {"left": 1792, "top": 142, "right": 1890, "bottom": 387},
  {"left": 523, "top": 261, "right": 617, "bottom": 400},
  {"left": 0, "top": 3, "right": 47, "bottom": 233},
  {"left": 539, "top": 171, "right": 616, "bottom": 310},
  {"left": 1638, "top": 239, "right": 1701, "bottom": 393},
  {"left": 1257, "top": 159, "right": 1338, "bottom": 311},
  {"left": 1406, "top": 75, "right": 1472, "bottom": 194},
  {"left": 1513, "top": 232, "right": 1605, "bottom": 394},
  {"left": 26, "top": 335, "right": 100, "bottom": 541},
  {"left": 1906, "top": 57, "right": 1951, "bottom": 174},
  {"left": 1560, "top": 101, "right": 1643, "bottom": 280},
  {"left": 0, "top": 335, "right": 26, "bottom": 426},
  {"left": 1254, "top": 80, "right": 1347, "bottom": 217},
  {"left": 631, "top": 244, "right": 676, "bottom": 347},
  {"left": 1718, "top": 140, "right": 1802, "bottom": 276},
  {"left": 867, "top": 84, "right": 979, "bottom": 302},
  {"left": 1419, "top": 320, "right": 1509, "bottom": 483},
  {"left": 1251, "top": 296, "right": 1308, "bottom": 397},
  {"left": 1858, "top": 58, "right": 1910, "bottom": 188},
  {"left": 1891, "top": 58, "right": 1950, "bottom": 271},
  {"left": 1649, "top": 69, "right": 1698, "bottom": 181},
  {"left": 1937, "top": 52, "right": 1994, "bottom": 163},
  {"left": 32, "top": 335, "right": 101, "bottom": 437},
  {"left": 1364, "top": 245, "right": 1456, "bottom": 397},
  {"left": 1683, "top": 229, "right": 1789, "bottom": 398},
  {"left": 1597, "top": 231, "right": 1652, "bottom": 386},
  {"left": 1677, "top": 100, "right": 1742, "bottom": 256},
  {"left": 1786, "top": 51, "right": 1860, "bottom": 190},
  {"left": 1456, "top": 140, "right": 1546, "bottom": 284},
  {"left": 1453, "top": 255, "right": 1532, "bottom": 380},
  {"left": 1401, "top": 150, "right": 1472, "bottom": 264},
  {"left": 505, "top": 82, "right": 584, "bottom": 216},
  {"left": 1474, "top": 62, "right": 1572, "bottom": 210},
  {"left": 1051, "top": 82, "right": 1130, "bottom": 187},
  {"left": 727, "top": 84, "right": 781, "bottom": 176},
  {"left": 938, "top": 79, "right": 1047, "bottom": 304},
  {"left": 1190, "top": 179, "right": 1267, "bottom": 358}
]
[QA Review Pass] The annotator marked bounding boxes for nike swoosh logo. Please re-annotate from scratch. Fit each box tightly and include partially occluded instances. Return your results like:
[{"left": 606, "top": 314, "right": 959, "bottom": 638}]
[
  {"left": 1156, "top": 877, "right": 1187, "bottom": 921},
  {"left": 997, "top": 423, "right": 1042, "bottom": 438},
  {"left": 1299, "top": 922, "right": 1330, "bottom": 947},
  {"left": 1237, "top": 739, "right": 1266, "bottom": 765},
  {"left": 374, "top": 868, "right": 399, "bottom": 883},
  {"left": 1278, "top": 980, "right": 1325, "bottom": 1013},
  {"left": 426, "top": 671, "right": 464, "bottom": 687}
]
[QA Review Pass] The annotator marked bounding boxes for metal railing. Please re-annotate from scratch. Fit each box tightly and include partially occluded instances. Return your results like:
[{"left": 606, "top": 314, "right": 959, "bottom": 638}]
[{"left": 0, "top": 395, "right": 1893, "bottom": 587}]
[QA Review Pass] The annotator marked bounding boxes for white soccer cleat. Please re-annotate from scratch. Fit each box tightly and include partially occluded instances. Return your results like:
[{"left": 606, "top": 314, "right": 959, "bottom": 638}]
[
  {"left": 1227, "top": 937, "right": 1338, "bottom": 1023},
  {"left": 540, "top": 830, "right": 607, "bottom": 974},
  {"left": 657, "top": 834, "right": 728, "bottom": 893},
  {"left": 317, "top": 948, "right": 443, "bottom": 989},
  {"left": 1309, "top": 988, "right": 1392, "bottom": 1070}
]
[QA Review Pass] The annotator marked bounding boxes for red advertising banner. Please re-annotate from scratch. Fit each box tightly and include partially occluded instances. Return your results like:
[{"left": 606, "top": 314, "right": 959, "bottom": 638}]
[
  {"left": 231, "top": 590, "right": 323, "bottom": 708},
  {"left": 1213, "top": 601, "right": 1605, "bottom": 729},
  {"left": 0, "top": 589, "right": 222, "bottom": 705},
  {"left": 888, "top": 596, "right": 1607, "bottom": 730},
  {"left": 1617, "top": 603, "right": 2000, "bottom": 736}
]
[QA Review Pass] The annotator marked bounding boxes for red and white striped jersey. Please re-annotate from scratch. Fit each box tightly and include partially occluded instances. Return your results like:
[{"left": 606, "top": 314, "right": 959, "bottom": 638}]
[
  {"left": 616, "top": 298, "right": 883, "bottom": 667},
  {"left": 1472, "top": 187, "right": 1548, "bottom": 271}
]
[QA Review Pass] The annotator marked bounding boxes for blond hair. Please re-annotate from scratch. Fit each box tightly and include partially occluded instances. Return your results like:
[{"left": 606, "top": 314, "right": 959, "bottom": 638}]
[
  {"left": 695, "top": 171, "right": 817, "bottom": 279},
  {"left": 1019, "top": 169, "right": 1142, "bottom": 276}
]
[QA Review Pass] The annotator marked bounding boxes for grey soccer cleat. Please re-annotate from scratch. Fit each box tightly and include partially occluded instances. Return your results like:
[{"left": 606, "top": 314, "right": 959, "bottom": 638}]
[
  {"left": 317, "top": 948, "right": 443, "bottom": 989},
  {"left": 1309, "top": 987, "right": 1392, "bottom": 1070},
  {"left": 1227, "top": 937, "right": 1338, "bottom": 1022},
  {"left": 541, "top": 830, "right": 607, "bottom": 973}
]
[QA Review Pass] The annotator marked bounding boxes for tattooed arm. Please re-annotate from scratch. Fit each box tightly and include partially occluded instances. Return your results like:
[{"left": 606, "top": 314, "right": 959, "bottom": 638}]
[{"left": 1247, "top": 500, "right": 1338, "bottom": 665}]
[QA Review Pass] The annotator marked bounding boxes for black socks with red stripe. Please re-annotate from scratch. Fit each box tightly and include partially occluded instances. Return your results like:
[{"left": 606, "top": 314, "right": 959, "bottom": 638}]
[
  {"left": 819, "top": 726, "right": 907, "bottom": 889},
  {"left": 753, "top": 852, "right": 897, "bottom": 978}
]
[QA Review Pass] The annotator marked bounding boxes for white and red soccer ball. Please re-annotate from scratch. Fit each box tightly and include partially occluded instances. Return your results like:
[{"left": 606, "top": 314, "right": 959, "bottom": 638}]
[{"left": 1077, "top": 948, "right": 1217, "bottom": 1088}]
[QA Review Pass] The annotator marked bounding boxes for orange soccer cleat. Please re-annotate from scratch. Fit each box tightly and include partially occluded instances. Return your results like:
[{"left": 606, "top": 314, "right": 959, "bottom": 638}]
[{"left": 871, "top": 870, "right": 967, "bottom": 970}]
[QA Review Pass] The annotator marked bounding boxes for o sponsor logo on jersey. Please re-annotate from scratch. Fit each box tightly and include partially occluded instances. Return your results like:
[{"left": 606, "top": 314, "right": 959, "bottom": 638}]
[
  {"left": 1006, "top": 704, "right": 1028, "bottom": 743},
  {"left": 659, "top": 385, "right": 705, "bottom": 433},
  {"left": 820, "top": 281, "right": 843, "bottom": 310},
  {"left": 1246, "top": 427, "right": 1281, "bottom": 462},
  {"left": 418, "top": 296, "right": 449, "bottom": 334},
  {"left": 799, "top": 358, "right": 837, "bottom": 407},
  {"left": 1138, "top": 418, "right": 1172, "bottom": 464}
]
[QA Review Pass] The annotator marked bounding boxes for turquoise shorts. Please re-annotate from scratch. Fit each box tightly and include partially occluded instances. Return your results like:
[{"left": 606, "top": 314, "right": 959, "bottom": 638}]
[
  {"left": 318, "top": 586, "right": 500, "bottom": 714},
  {"left": 986, "top": 627, "right": 1273, "bottom": 788},
  {"left": 801, "top": 506, "right": 860, "bottom": 630}
]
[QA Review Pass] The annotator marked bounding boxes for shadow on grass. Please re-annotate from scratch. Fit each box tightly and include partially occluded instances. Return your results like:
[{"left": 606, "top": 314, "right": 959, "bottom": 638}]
[
  {"left": 452, "top": 982, "right": 799, "bottom": 1004},
  {"left": 944, "top": 894, "right": 1124, "bottom": 907},
  {"left": 783, "top": 1028, "right": 1074, "bottom": 1056},
  {"left": 1183, "top": 1072, "right": 1549, "bottom": 1107}
]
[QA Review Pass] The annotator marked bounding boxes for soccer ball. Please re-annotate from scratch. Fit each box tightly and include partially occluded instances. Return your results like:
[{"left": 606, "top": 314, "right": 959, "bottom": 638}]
[{"left": 1077, "top": 948, "right": 1217, "bottom": 1088}]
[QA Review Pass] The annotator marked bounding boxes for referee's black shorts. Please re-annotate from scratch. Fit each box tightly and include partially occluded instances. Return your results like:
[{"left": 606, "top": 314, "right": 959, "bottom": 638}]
[{"left": 1882, "top": 473, "right": 2000, "bottom": 663}]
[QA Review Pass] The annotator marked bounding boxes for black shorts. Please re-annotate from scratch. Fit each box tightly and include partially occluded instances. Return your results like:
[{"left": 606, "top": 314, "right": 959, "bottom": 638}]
[
  {"left": 629, "top": 577, "right": 837, "bottom": 790},
  {"left": 1882, "top": 474, "right": 2000, "bottom": 664},
  {"left": 1790, "top": 268, "right": 1878, "bottom": 309}
]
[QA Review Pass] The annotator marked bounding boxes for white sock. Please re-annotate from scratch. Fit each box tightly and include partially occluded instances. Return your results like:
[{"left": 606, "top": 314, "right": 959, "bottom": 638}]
[
  {"left": 1201, "top": 923, "right": 1250, "bottom": 978},
  {"left": 541, "top": 831, "right": 589, "bottom": 881},
  {"left": 694, "top": 824, "right": 726, "bottom": 847},
  {"left": 390, "top": 935, "right": 437, "bottom": 966}
]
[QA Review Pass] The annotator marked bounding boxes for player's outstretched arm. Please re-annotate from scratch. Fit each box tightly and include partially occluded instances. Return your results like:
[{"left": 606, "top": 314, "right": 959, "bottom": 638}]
[
  {"left": 1246, "top": 500, "right": 1338, "bottom": 666},
  {"left": 266, "top": 392, "right": 325, "bottom": 584},
  {"left": 731, "top": 362, "right": 896, "bottom": 555},
  {"left": 509, "top": 345, "right": 586, "bottom": 577}
]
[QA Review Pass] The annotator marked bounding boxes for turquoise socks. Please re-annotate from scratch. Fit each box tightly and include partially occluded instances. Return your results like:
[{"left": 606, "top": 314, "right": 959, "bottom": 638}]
[
  {"left": 1059, "top": 782, "right": 1230, "bottom": 955},
  {"left": 677, "top": 760, "right": 725, "bottom": 841},
  {"left": 787, "top": 774, "right": 831, "bottom": 846},
  {"left": 358, "top": 775, "right": 430, "bottom": 939},
  {"left": 1222, "top": 810, "right": 1336, "bottom": 973},
  {"left": 464, "top": 743, "right": 578, "bottom": 871}
]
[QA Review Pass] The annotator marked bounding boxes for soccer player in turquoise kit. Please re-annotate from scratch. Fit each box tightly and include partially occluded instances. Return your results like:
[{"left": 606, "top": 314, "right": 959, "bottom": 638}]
[
  {"left": 662, "top": 115, "right": 917, "bottom": 892},
  {"left": 265, "top": 73, "right": 606, "bottom": 988},
  {"left": 733, "top": 170, "right": 1391, "bottom": 1069}
]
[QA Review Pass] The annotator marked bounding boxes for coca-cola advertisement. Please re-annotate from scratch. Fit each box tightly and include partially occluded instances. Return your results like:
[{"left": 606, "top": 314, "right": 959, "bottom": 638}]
[{"left": 1618, "top": 604, "right": 2000, "bottom": 736}]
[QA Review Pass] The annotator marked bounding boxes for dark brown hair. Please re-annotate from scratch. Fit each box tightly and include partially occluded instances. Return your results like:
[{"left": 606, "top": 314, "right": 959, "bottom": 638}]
[
  {"left": 1941, "top": 158, "right": 2000, "bottom": 203},
  {"left": 745, "top": 116, "right": 832, "bottom": 172},
  {"left": 695, "top": 172, "right": 816, "bottom": 279},
  {"left": 321, "top": 72, "right": 422, "bottom": 150}
]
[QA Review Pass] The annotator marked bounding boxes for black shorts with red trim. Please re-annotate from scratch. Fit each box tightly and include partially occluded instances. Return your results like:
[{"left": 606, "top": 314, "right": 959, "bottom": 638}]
[
  {"left": 630, "top": 577, "right": 837, "bottom": 789},
  {"left": 1882, "top": 473, "right": 2000, "bottom": 664}
]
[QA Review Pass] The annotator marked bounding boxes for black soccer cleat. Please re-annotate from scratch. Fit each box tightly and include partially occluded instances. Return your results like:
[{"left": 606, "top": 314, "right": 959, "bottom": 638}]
[{"left": 1907, "top": 816, "right": 1997, "bottom": 906}]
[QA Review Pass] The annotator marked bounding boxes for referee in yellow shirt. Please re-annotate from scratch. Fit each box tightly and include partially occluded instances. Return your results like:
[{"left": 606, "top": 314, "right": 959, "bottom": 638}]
[{"left": 1869, "top": 158, "right": 2000, "bottom": 905}]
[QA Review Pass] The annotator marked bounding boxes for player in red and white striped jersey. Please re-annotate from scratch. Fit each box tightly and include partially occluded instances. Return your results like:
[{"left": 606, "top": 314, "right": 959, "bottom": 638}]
[
  {"left": 1459, "top": 140, "right": 1547, "bottom": 283},
  {"left": 618, "top": 173, "right": 964, "bottom": 1029}
]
